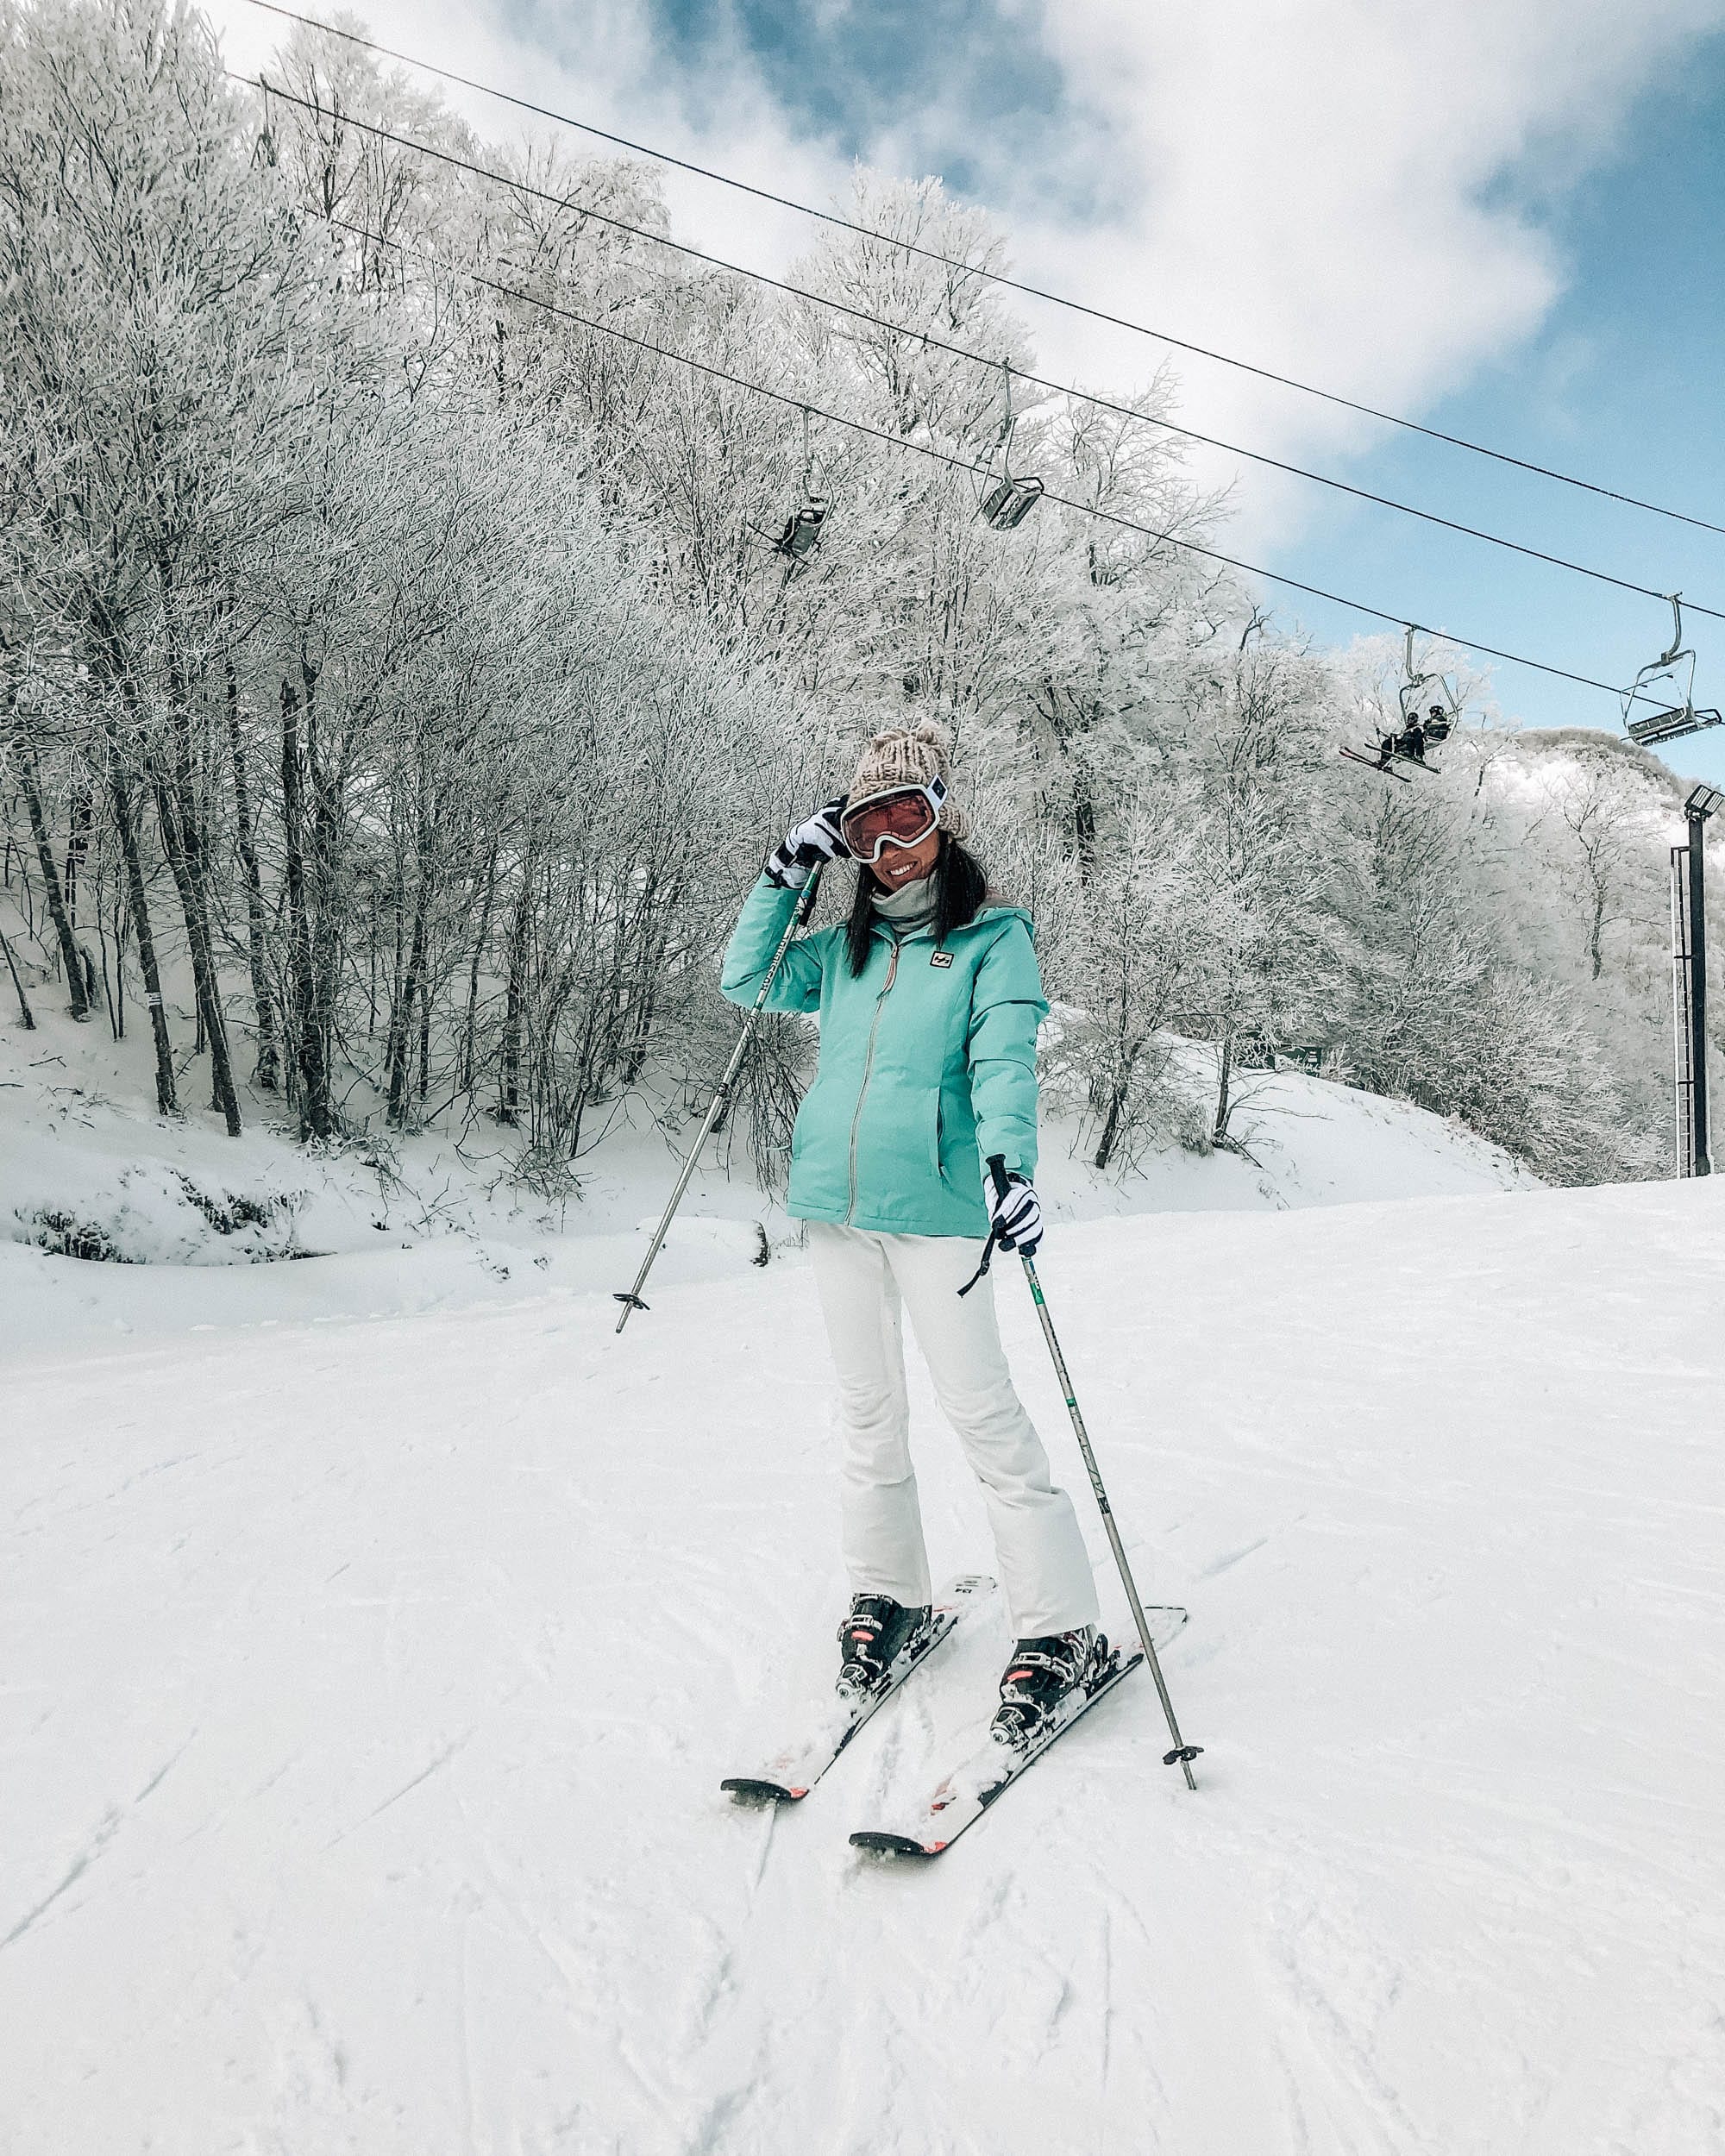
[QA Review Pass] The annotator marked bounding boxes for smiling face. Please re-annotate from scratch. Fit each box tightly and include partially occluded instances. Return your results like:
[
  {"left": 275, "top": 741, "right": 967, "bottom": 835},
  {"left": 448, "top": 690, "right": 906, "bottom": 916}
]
[{"left": 870, "top": 827, "right": 942, "bottom": 889}]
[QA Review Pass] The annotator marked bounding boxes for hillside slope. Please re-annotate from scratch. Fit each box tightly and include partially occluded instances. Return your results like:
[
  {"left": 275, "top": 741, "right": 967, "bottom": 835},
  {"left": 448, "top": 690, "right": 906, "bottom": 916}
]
[
  {"left": 1, "top": 990, "right": 1534, "bottom": 1354},
  {"left": 3, "top": 1178, "right": 1721, "bottom": 2153}
]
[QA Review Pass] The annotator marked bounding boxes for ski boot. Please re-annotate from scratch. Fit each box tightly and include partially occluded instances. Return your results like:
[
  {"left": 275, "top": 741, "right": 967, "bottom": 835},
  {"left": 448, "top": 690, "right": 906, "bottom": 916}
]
[
  {"left": 991, "top": 1626, "right": 1103, "bottom": 1750},
  {"left": 837, "top": 1593, "right": 932, "bottom": 1697}
]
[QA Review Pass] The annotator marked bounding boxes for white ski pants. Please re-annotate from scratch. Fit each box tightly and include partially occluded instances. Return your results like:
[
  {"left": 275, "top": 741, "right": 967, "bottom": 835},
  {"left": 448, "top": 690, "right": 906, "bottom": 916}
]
[{"left": 806, "top": 1221, "right": 1099, "bottom": 1638}]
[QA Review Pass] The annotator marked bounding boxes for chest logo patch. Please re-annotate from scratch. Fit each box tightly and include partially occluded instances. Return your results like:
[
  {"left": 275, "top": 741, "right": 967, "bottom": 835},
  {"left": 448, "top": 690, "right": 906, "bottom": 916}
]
[{"left": 930, "top": 950, "right": 953, "bottom": 968}]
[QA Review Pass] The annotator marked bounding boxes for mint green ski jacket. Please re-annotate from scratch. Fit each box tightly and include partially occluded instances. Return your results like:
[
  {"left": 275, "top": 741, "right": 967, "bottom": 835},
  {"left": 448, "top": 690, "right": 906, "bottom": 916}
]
[{"left": 719, "top": 875, "right": 1048, "bottom": 1237}]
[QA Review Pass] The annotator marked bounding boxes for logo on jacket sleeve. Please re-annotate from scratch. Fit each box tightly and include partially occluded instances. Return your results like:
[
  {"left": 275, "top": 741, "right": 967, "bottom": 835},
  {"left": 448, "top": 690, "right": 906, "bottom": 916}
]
[{"left": 930, "top": 950, "right": 953, "bottom": 968}]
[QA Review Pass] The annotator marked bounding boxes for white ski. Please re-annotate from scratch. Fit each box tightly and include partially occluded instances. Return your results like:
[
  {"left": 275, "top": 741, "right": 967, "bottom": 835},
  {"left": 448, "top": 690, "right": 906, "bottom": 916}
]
[
  {"left": 721, "top": 1573, "right": 994, "bottom": 1805},
  {"left": 850, "top": 1606, "right": 1188, "bottom": 1858}
]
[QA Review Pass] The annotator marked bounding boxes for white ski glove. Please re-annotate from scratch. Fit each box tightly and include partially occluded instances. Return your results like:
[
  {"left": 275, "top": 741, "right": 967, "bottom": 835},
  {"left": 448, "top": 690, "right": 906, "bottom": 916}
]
[
  {"left": 764, "top": 798, "right": 850, "bottom": 889},
  {"left": 989, "top": 1169, "right": 1043, "bottom": 1257}
]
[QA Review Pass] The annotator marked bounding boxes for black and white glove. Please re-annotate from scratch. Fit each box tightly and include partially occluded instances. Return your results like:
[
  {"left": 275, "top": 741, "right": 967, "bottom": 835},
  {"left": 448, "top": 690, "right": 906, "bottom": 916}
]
[
  {"left": 764, "top": 797, "right": 850, "bottom": 889},
  {"left": 989, "top": 1169, "right": 1043, "bottom": 1257}
]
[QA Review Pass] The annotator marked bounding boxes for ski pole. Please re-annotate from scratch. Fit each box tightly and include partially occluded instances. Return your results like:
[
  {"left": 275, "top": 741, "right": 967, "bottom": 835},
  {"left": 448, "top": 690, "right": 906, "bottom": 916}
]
[
  {"left": 614, "top": 866, "right": 823, "bottom": 1333},
  {"left": 984, "top": 1155, "right": 1202, "bottom": 1789}
]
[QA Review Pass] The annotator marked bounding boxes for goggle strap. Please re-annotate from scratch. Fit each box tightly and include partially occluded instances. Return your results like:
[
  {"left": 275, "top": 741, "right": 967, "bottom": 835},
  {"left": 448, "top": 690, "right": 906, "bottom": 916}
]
[{"left": 843, "top": 776, "right": 945, "bottom": 822}]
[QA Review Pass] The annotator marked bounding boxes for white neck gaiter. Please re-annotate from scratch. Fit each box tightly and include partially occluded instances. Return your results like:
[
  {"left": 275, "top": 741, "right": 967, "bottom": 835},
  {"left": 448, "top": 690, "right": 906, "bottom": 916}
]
[{"left": 870, "top": 874, "right": 939, "bottom": 934}]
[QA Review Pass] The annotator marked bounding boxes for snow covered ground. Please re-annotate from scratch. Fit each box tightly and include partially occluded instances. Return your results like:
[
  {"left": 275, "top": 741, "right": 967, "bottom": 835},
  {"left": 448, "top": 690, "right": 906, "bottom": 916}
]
[{"left": 3, "top": 1174, "right": 1721, "bottom": 2153}]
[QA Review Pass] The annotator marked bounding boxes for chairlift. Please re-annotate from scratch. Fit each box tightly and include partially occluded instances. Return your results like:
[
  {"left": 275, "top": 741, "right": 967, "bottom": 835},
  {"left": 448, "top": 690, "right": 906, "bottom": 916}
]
[
  {"left": 1396, "top": 624, "right": 1461, "bottom": 744},
  {"left": 1339, "top": 626, "right": 1460, "bottom": 781},
  {"left": 977, "top": 360, "right": 1044, "bottom": 531},
  {"left": 1621, "top": 595, "right": 1722, "bottom": 746},
  {"left": 769, "top": 407, "right": 828, "bottom": 567},
  {"left": 773, "top": 499, "right": 827, "bottom": 562}
]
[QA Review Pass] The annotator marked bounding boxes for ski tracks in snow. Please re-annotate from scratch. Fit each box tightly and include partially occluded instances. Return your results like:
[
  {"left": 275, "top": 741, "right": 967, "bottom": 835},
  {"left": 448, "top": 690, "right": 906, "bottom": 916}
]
[{"left": 3, "top": 1184, "right": 1724, "bottom": 2150}]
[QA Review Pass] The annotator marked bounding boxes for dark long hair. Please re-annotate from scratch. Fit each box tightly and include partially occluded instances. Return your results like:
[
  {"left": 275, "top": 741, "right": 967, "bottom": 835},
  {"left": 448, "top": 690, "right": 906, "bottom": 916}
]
[{"left": 844, "top": 833, "right": 990, "bottom": 976}]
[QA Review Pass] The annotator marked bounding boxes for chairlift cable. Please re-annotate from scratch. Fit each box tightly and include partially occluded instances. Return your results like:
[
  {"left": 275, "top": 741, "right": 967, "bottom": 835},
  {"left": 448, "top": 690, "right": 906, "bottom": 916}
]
[
  {"left": 237, "top": 77, "right": 1725, "bottom": 621},
  {"left": 239, "top": 0, "right": 1725, "bottom": 542},
  {"left": 323, "top": 214, "right": 1674, "bottom": 715}
]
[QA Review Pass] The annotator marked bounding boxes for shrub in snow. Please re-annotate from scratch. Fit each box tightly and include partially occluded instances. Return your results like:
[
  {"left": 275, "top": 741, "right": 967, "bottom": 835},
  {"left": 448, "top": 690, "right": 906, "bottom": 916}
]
[
  {"left": 9, "top": 1167, "right": 306, "bottom": 1267},
  {"left": 23, "top": 1209, "right": 128, "bottom": 1263}
]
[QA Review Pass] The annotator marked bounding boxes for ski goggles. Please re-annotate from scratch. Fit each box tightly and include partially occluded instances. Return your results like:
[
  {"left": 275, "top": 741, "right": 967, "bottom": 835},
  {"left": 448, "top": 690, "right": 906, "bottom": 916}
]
[{"left": 839, "top": 778, "right": 946, "bottom": 862}]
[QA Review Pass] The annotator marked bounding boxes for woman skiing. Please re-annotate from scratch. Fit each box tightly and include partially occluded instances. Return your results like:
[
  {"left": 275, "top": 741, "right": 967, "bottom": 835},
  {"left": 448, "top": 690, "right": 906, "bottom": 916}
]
[{"left": 721, "top": 721, "right": 1103, "bottom": 1747}]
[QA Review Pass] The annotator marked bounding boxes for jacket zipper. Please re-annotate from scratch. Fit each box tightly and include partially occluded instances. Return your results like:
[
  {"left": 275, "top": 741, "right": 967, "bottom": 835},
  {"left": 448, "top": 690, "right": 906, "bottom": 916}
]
[{"left": 845, "top": 938, "right": 900, "bottom": 1223}]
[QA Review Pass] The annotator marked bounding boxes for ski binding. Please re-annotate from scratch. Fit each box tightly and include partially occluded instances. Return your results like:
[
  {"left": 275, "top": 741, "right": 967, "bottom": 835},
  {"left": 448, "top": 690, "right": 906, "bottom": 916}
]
[
  {"left": 722, "top": 1573, "right": 994, "bottom": 1805},
  {"left": 850, "top": 1605, "right": 1188, "bottom": 1858}
]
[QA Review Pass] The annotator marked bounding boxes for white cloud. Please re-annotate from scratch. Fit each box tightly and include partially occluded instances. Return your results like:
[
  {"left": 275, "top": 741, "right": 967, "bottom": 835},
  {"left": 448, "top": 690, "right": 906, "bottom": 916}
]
[
  {"left": 201, "top": 0, "right": 1725, "bottom": 547},
  {"left": 1005, "top": 0, "right": 1725, "bottom": 538}
]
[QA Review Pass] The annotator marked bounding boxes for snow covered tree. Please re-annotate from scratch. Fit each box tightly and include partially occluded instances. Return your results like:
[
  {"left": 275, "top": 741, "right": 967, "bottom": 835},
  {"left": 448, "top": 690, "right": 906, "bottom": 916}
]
[{"left": 0, "top": 0, "right": 1682, "bottom": 1196}]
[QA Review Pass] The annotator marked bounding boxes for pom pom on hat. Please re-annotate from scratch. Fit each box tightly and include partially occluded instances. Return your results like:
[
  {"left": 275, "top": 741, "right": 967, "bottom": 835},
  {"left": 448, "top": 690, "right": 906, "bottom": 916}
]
[{"left": 847, "top": 719, "right": 967, "bottom": 837}]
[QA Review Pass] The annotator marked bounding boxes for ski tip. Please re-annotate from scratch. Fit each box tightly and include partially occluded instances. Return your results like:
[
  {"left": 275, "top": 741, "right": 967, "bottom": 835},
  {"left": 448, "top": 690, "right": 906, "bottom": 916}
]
[
  {"left": 849, "top": 1829, "right": 940, "bottom": 1858},
  {"left": 721, "top": 1777, "right": 806, "bottom": 1806}
]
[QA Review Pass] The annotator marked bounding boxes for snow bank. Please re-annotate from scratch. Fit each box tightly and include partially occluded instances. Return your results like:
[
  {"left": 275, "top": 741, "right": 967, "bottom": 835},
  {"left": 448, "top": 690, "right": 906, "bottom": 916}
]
[
  {"left": 2, "top": 1176, "right": 1720, "bottom": 2152},
  {"left": 1, "top": 993, "right": 1534, "bottom": 1356}
]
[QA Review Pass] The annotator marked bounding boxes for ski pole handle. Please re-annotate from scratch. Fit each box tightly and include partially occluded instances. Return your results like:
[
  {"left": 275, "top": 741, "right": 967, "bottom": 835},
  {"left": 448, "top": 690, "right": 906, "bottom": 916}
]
[{"left": 956, "top": 1156, "right": 1014, "bottom": 1297}]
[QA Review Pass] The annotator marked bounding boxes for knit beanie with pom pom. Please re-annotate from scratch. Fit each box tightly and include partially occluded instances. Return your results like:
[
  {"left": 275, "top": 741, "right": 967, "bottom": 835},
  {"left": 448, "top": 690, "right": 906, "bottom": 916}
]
[{"left": 846, "top": 719, "right": 969, "bottom": 839}]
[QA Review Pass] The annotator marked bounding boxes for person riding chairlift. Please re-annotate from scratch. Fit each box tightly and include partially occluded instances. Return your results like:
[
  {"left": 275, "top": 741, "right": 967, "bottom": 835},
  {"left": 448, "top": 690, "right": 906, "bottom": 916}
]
[{"left": 1376, "top": 712, "right": 1429, "bottom": 770}]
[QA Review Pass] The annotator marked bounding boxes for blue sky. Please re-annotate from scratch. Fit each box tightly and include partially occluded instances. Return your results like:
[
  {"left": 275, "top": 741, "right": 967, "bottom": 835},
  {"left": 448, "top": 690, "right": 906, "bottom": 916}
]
[{"left": 632, "top": 0, "right": 1088, "bottom": 208}]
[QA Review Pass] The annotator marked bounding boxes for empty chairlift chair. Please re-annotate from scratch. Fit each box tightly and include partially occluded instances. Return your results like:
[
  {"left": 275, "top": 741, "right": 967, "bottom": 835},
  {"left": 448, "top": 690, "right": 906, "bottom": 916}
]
[
  {"left": 1622, "top": 597, "right": 1722, "bottom": 747},
  {"left": 977, "top": 360, "right": 1044, "bottom": 531}
]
